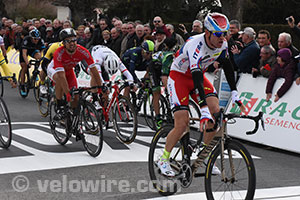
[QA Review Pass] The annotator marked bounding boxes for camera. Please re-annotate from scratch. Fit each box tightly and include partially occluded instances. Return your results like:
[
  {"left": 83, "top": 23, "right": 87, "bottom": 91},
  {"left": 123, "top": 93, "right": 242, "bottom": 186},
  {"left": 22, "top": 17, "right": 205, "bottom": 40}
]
[{"left": 286, "top": 17, "right": 293, "bottom": 23}]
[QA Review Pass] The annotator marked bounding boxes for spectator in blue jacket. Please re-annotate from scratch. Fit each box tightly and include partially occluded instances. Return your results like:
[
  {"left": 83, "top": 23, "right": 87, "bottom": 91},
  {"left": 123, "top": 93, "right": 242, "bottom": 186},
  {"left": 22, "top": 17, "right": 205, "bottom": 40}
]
[{"left": 231, "top": 27, "right": 260, "bottom": 74}]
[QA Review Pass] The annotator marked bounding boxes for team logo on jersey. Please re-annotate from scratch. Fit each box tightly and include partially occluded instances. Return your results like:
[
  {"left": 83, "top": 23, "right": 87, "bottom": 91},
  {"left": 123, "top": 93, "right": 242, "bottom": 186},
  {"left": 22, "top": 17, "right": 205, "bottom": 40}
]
[{"left": 192, "top": 41, "right": 203, "bottom": 60}]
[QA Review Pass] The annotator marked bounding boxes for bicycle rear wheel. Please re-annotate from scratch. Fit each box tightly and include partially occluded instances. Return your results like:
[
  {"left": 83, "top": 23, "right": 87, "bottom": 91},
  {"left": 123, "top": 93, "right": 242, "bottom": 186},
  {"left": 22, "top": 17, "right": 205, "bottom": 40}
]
[
  {"left": 18, "top": 69, "right": 30, "bottom": 98},
  {"left": 205, "top": 139, "right": 256, "bottom": 200},
  {"left": 113, "top": 95, "right": 137, "bottom": 144},
  {"left": 148, "top": 125, "right": 181, "bottom": 196},
  {"left": 0, "top": 98, "right": 12, "bottom": 148},
  {"left": 49, "top": 99, "right": 69, "bottom": 145},
  {"left": 80, "top": 101, "right": 103, "bottom": 157}
]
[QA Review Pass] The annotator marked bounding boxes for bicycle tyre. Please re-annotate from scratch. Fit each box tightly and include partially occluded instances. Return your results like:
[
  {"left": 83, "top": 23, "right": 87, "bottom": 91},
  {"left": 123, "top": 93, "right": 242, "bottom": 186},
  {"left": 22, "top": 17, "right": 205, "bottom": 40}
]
[
  {"left": 18, "top": 69, "right": 30, "bottom": 98},
  {"left": 143, "top": 93, "right": 166, "bottom": 130},
  {"left": 0, "top": 98, "right": 12, "bottom": 148},
  {"left": 49, "top": 99, "right": 69, "bottom": 145},
  {"left": 80, "top": 101, "right": 103, "bottom": 157},
  {"left": 205, "top": 139, "right": 256, "bottom": 200},
  {"left": 113, "top": 95, "right": 137, "bottom": 144},
  {"left": 37, "top": 81, "right": 50, "bottom": 117},
  {"left": 0, "top": 73, "right": 4, "bottom": 97},
  {"left": 148, "top": 125, "right": 181, "bottom": 196}
]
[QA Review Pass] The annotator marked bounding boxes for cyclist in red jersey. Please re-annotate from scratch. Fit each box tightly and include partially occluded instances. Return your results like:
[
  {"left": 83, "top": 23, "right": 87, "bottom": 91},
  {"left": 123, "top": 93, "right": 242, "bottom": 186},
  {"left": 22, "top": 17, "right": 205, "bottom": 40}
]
[
  {"left": 49, "top": 28, "right": 102, "bottom": 118},
  {"left": 156, "top": 13, "right": 246, "bottom": 177}
]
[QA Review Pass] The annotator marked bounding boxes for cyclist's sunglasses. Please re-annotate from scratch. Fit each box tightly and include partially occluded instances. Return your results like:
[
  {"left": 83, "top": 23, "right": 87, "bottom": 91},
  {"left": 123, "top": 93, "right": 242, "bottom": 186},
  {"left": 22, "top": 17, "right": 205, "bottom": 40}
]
[
  {"left": 64, "top": 38, "right": 77, "bottom": 43},
  {"left": 211, "top": 31, "right": 228, "bottom": 38},
  {"left": 32, "top": 37, "right": 40, "bottom": 40}
]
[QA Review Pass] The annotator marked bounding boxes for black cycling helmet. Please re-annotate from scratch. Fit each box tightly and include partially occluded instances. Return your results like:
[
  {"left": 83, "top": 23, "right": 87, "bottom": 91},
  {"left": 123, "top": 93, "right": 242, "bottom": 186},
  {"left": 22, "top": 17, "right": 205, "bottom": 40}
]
[
  {"left": 29, "top": 29, "right": 41, "bottom": 38},
  {"left": 59, "top": 28, "right": 77, "bottom": 41}
]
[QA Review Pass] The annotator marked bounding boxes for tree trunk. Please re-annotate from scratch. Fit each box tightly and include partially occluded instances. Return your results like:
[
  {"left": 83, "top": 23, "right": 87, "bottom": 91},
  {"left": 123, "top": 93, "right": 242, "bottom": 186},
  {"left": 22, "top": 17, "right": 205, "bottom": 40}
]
[{"left": 221, "top": 0, "right": 244, "bottom": 23}]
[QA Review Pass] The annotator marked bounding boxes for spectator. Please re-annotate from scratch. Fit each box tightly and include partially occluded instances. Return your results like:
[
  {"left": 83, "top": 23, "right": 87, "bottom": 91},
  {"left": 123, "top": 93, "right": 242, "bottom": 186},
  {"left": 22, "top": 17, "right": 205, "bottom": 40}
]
[
  {"left": 45, "top": 27, "right": 54, "bottom": 45},
  {"left": 63, "top": 20, "right": 73, "bottom": 29},
  {"left": 114, "top": 20, "right": 123, "bottom": 31},
  {"left": 111, "top": 16, "right": 120, "bottom": 26},
  {"left": 258, "top": 45, "right": 277, "bottom": 78},
  {"left": 179, "top": 20, "right": 203, "bottom": 41},
  {"left": 232, "top": 27, "right": 260, "bottom": 74},
  {"left": 14, "top": 25, "right": 24, "bottom": 50},
  {"left": 88, "top": 18, "right": 110, "bottom": 48},
  {"left": 125, "top": 22, "right": 137, "bottom": 50},
  {"left": 143, "top": 23, "right": 152, "bottom": 37},
  {"left": 45, "top": 19, "right": 52, "bottom": 28},
  {"left": 110, "top": 27, "right": 122, "bottom": 56},
  {"left": 120, "top": 22, "right": 135, "bottom": 56},
  {"left": 121, "top": 23, "right": 128, "bottom": 38},
  {"left": 152, "top": 16, "right": 171, "bottom": 37},
  {"left": 76, "top": 25, "right": 86, "bottom": 46},
  {"left": 84, "top": 27, "right": 92, "bottom": 47},
  {"left": 227, "top": 19, "right": 243, "bottom": 71},
  {"left": 154, "top": 28, "right": 166, "bottom": 51},
  {"left": 102, "top": 30, "right": 112, "bottom": 47},
  {"left": 166, "top": 24, "right": 184, "bottom": 50},
  {"left": 52, "top": 19, "right": 62, "bottom": 42},
  {"left": 287, "top": 16, "right": 300, "bottom": 39},
  {"left": 40, "top": 18, "right": 46, "bottom": 26},
  {"left": 134, "top": 24, "right": 145, "bottom": 47},
  {"left": 4, "top": 19, "right": 15, "bottom": 49},
  {"left": 34, "top": 20, "right": 45, "bottom": 40},
  {"left": 257, "top": 30, "right": 275, "bottom": 54},
  {"left": 266, "top": 48, "right": 296, "bottom": 102},
  {"left": 277, "top": 32, "right": 299, "bottom": 58}
]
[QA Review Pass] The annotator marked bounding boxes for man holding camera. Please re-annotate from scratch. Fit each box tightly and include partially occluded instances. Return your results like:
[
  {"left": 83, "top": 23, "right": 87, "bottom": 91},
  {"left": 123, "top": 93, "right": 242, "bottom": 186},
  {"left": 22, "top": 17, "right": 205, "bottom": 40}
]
[{"left": 179, "top": 20, "right": 203, "bottom": 41}]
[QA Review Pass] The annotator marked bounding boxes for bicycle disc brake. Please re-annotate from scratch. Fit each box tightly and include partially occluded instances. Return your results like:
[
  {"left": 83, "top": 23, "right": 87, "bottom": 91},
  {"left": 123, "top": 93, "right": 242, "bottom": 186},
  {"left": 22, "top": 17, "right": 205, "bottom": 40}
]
[{"left": 179, "top": 163, "right": 193, "bottom": 188}]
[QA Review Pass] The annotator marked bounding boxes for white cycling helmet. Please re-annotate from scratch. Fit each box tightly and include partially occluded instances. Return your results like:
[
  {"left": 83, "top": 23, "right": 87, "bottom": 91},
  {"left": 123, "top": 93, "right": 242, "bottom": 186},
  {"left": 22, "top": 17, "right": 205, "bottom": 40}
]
[
  {"left": 204, "top": 12, "right": 229, "bottom": 32},
  {"left": 104, "top": 54, "right": 119, "bottom": 75}
]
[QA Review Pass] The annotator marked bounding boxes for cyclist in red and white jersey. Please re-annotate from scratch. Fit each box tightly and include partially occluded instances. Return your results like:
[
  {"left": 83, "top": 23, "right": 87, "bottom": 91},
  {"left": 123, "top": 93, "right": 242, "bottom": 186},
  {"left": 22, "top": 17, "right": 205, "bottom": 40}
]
[
  {"left": 157, "top": 13, "right": 246, "bottom": 177},
  {"left": 48, "top": 28, "right": 102, "bottom": 119}
]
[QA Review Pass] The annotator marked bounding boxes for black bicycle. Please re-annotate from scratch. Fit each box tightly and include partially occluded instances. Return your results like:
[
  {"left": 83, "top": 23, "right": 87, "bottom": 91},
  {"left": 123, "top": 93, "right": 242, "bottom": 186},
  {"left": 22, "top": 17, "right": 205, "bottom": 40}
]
[
  {"left": 149, "top": 109, "right": 265, "bottom": 199},
  {"left": 49, "top": 86, "right": 104, "bottom": 157},
  {"left": 0, "top": 72, "right": 17, "bottom": 97},
  {"left": 0, "top": 97, "right": 12, "bottom": 148},
  {"left": 18, "top": 59, "right": 40, "bottom": 101}
]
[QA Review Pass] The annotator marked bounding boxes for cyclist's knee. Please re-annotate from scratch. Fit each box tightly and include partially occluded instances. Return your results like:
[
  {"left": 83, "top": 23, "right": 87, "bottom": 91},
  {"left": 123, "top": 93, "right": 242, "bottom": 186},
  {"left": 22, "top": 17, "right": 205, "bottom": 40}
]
[{"left": 174, "top": 110, "right": 189, "bottom": 131}]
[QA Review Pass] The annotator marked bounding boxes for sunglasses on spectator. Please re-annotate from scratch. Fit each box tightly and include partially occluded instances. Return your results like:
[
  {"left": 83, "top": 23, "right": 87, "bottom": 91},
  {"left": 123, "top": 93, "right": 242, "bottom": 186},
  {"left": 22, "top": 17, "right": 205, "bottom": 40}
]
[
  {"left": 64, "top": 38, "right": 77, "bottom": 43},
  {"left": 211, "top": 31, "right": 227, "bottom": 38},
  {"left": 153, "top": 20, "right": 161, "bottom": 23}
]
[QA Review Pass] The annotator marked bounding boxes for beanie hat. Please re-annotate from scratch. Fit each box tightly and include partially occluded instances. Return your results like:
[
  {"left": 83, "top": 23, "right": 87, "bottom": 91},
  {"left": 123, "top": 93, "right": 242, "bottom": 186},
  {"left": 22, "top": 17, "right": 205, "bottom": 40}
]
[{"left": 277, "top": 48, "right": 292, "bottom": 62}]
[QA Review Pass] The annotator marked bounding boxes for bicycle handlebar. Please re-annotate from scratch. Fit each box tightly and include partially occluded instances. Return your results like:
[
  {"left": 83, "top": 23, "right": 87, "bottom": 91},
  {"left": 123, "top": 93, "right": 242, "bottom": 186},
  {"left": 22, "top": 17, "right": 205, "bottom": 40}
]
[{"left": 213, "top": 109, "right": 265, "bottom": 135}]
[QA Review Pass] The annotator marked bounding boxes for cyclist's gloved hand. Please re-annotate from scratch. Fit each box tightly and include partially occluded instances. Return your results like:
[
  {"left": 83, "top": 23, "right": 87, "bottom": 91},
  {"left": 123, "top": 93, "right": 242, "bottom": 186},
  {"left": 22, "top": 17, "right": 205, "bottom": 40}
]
[
  {"left": 199, "top": 106, "right": 214, "bottom": 132},
  {"left": 231, "top": 90, "right": 242, "bottom": 106},
  {"left": 231, "top": 90, "right": 245, "bottom": 113},
  {"left": 4, "top": 56, "right": 8, "bottom": 64}
]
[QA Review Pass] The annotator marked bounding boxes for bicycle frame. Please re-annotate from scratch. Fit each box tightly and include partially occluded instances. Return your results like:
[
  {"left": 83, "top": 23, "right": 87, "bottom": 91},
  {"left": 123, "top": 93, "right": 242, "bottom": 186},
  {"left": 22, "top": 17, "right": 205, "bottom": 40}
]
[{"left": 101, "top": 83, "right": 121, "bottom": 122}]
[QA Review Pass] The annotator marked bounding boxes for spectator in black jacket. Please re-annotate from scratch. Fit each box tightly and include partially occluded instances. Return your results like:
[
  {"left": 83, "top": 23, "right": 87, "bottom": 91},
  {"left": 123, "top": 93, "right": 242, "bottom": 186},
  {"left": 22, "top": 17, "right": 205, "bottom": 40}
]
[
  {"left": 52, "top": 19, "right": 62, "bottom": 42},
  {"left": 110, "top": 27, "right": 122, "bottom": 56},
  {"left": 179, "top": 20, "right": 203, "bottom": 41}
]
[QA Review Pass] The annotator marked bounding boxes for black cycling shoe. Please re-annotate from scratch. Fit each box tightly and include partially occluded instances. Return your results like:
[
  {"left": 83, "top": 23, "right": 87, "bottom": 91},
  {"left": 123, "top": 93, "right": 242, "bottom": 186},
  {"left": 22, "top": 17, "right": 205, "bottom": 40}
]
[{"left": 54, "top": 106, "right": 65, "bottom": 121}]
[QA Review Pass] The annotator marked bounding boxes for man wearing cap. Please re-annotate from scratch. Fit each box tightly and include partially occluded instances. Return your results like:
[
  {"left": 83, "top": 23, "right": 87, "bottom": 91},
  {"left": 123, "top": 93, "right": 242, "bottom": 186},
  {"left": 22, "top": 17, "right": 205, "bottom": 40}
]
[
  {"left": 154, "top": 27, "right": 167, "bottom": 51},
  {"left": 231, "top": 27, "right": 260, "bottom": 74}
]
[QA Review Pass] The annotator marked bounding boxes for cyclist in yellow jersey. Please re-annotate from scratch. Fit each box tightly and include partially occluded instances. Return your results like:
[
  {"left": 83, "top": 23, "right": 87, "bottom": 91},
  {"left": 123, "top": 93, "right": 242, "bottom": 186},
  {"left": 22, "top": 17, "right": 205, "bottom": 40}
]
[
  {"left": 0, "top": 35, "right": 16, "bottom": 88},
  {"left": 40, "top": 41, "right": 63, "bottom": 94}
]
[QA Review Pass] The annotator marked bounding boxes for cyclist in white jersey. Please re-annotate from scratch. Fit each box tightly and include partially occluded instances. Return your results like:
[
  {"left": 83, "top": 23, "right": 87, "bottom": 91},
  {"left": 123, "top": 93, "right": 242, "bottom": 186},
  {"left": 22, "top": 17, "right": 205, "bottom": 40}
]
[
  {"left": 89, "top": 45, "right": 135, "bottom": 108},
  {"left": 157, "top": 13, "right": 246, "bottom": 177}
]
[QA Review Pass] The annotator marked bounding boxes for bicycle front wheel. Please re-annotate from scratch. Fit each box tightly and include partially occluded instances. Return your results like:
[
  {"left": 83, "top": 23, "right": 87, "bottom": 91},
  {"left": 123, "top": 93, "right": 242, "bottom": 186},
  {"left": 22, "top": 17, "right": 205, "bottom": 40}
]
[
  {"left": 38, "top": 81, "right": 50, "bottom": 117},
  {"left": 205, "top": 139, "right": 256, "bottom": 200},
  {"left": 113, "top": 96, "right": 137, "bottom": 144},
  {"left": 148, "top": 125, "right": 181, "bottom": 196},
  {"left": 49, "top": 99, "right": 69, "bottom": 145},
  {"left": 0, "top": 98, "right": 12, "bottom": 148},
  {"left": 80, "top": 101, "right": 103, "bottom": 157}
]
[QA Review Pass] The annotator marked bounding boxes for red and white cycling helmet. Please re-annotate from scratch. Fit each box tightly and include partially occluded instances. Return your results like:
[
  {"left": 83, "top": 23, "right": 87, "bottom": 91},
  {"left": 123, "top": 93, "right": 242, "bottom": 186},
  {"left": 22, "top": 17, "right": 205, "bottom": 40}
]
[{"left": 204, "top": 12, "right": 229, "bottom": 32}]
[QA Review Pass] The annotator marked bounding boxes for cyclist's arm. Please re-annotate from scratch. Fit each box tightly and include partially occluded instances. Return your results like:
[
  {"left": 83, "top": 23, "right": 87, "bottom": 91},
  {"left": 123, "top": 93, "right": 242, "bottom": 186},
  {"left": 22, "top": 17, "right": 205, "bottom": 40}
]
[
  {"left": 89, "top": 66, "right": 102, "bottom": 86},
  {"left": 128, "top": 53, "right": 139, "bottom": 82},
  {"left": 41, "top": 57, "right": 50, "bottom": 72},
  {"left": 218, "top": 55, "right": 237, "bottom": 91},
  {"left": 119, "top": 62, "right": 134, "bottom": 84}
]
